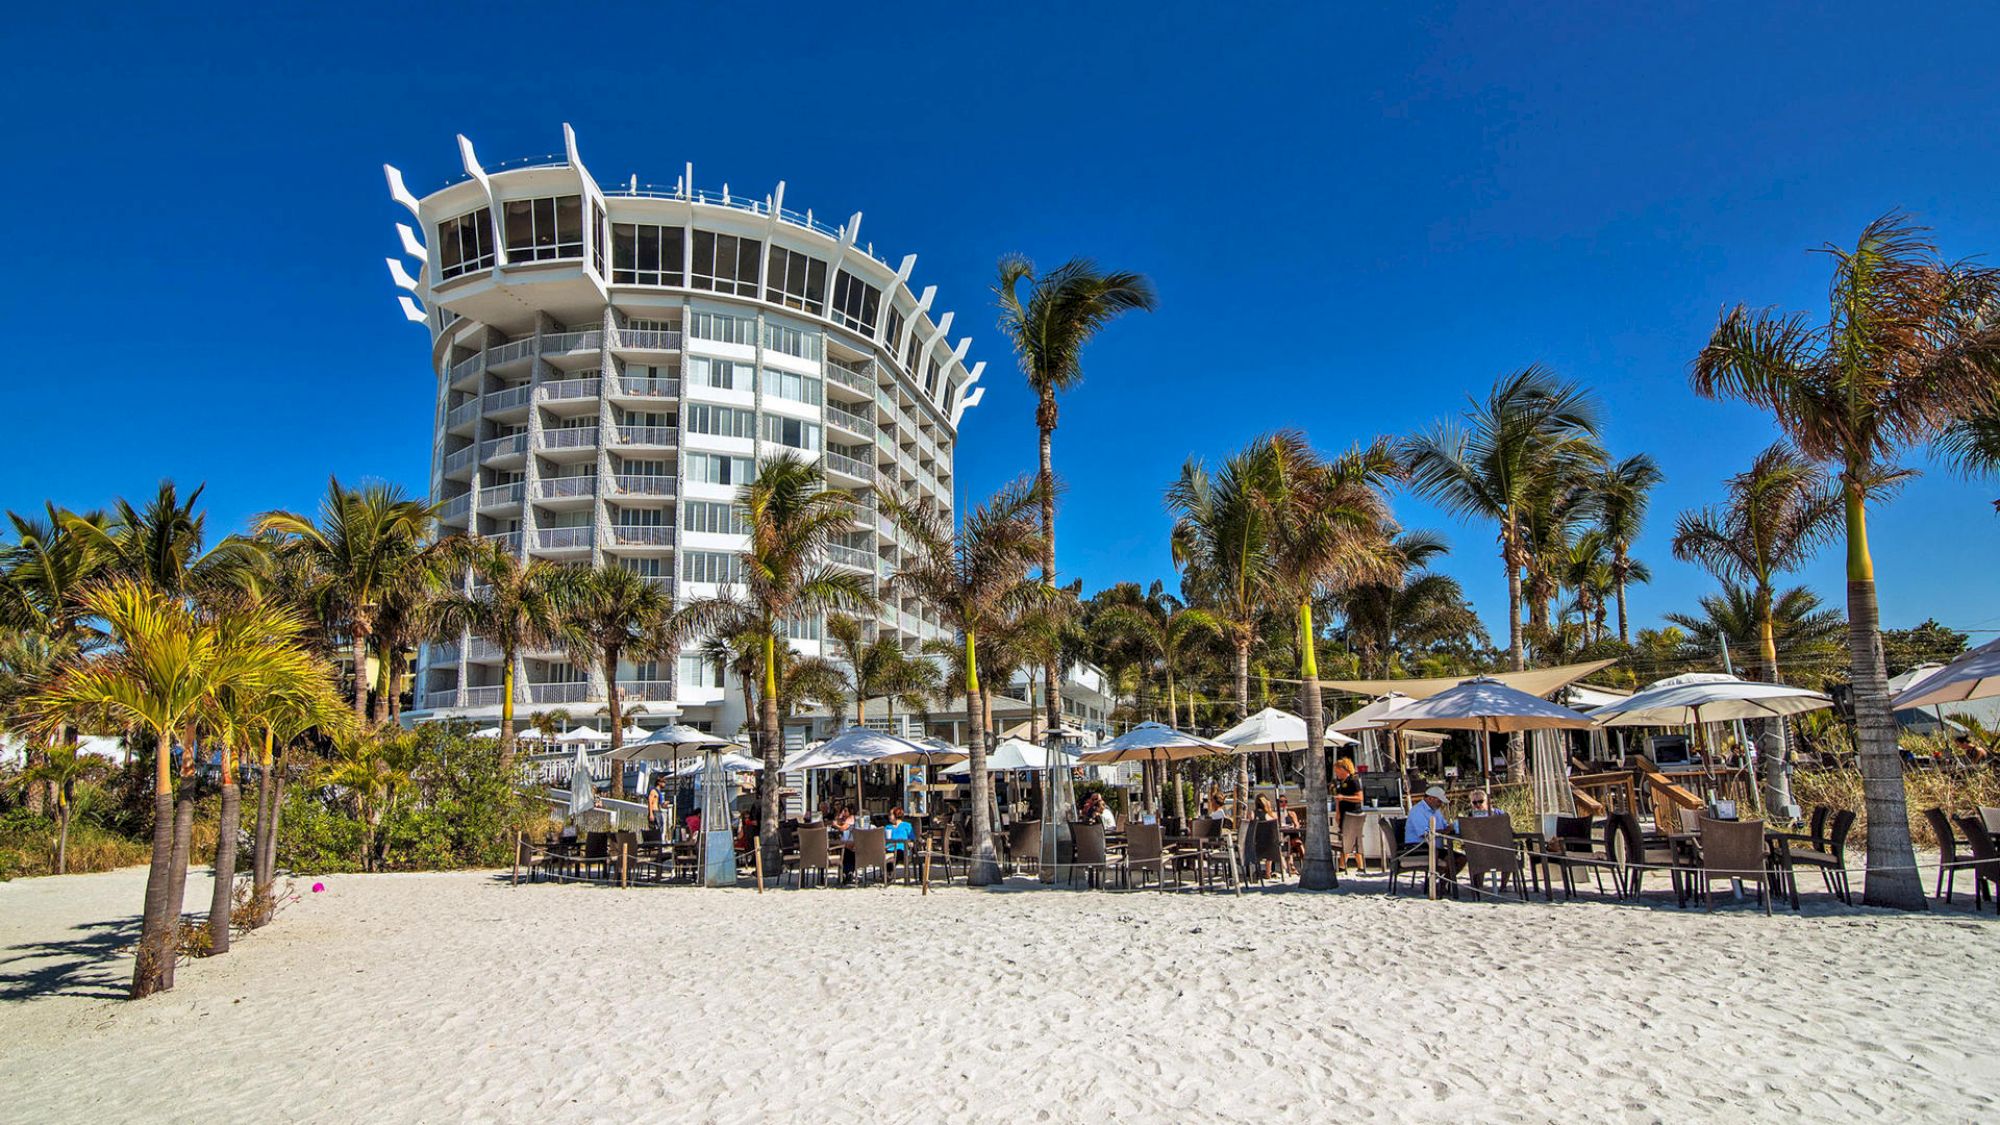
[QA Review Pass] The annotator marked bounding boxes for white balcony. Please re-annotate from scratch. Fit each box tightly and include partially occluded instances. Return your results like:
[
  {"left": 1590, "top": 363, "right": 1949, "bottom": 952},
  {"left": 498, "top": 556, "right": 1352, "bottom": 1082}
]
[
  {"left": 610, "top": 524, "right": 674, "bottom": 547},
  {"left": 612, "top": 376, "right": 679, "bottom": 399},
  {"left": 826, "top": 356, "right": 874, "bottom": 393},
  {"left": 478, "top": 483, "right": 524, "bottom": 508},
  {"left": 613, "top": 474, "right": 676, "bottom": 497},
  {"left": 528, "top": 682, "right": 592, "bottom": 704},
  {"left": 826, "top": 403, "right": 875, "bottom": 439},
  {"left": 446, "top": 353, "right": 484, "bottom": 384},
  {"left": 616, "top": 425, "right": 677, "bottom": 448},
  {"left": 443, "top": 446, "right": 477, "bottom": 474},
  {"left": 486, "top": 338, "right": 535, "bottom": 368},
  {"left": 535, "top": 527, "right": 593, "bottom": 551},
  {"left": 533, "top": 476, "right": 597, "bottom": 500},
  {"left": 539, "top": 377, "right": 601, "bottom": 402},
  {"left": 612, "top": 327, "right": 682, "bottom": 352},
  {"left": 543, "top": 330, "right": 602, "bottom": 357},
  {"left": 482, "top": 384, "right": 532, "bottom": 414},
  {"left": 538, "top": 426, "right": 599, "bottom": 450},
  {"left": 824, "top": 451, "right": 873, "bottom": 483},
  {"left": 488, "top": 532, "right": 522, "bottom": 554},
  {"left": 828, "top": 543, "right": 874, "bottom": 571},
  {"left": 438, "top": 493, "right": 470, "bottom": 521},
  {"left": 480, "top": 433, "right": 529, "bottom": 462}
]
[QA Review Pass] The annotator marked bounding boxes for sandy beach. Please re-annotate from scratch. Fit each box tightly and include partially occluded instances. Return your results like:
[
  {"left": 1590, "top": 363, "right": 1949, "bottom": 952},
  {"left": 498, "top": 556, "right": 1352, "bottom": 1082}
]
[{"left": 2, "top": 866, "right": 1995, "bottom": 1123}]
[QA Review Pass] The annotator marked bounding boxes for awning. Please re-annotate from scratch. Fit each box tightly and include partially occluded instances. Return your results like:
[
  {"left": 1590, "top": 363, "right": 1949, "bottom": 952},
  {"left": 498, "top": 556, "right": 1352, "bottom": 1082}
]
[{"left": 1318, "top": 658, "right": 1618, "bottom": 701}]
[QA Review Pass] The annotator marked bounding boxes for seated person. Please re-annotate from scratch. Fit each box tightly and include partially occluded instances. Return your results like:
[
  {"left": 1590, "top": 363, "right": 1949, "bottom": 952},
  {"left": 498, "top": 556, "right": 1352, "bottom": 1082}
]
[
  {"left": 884, "top": 805, "right": 915, "bottom": 867},
  {"left": 1079, "top": 793, "right": 1116, "bottom": 829},
  {"left": 832, "top": 804, "right": 857, "bottom": 840},
  {"left": 1204, "top": 790, "right": 1228, "bottom": 820},
  {"left": 1403, "top": 785, "right": 1464, "bottom": 876},
  {"left": 1464, "top": 789, "right": 1497, "bottom": 817},
  {"left": 682, "top": 810, "right": 701, "bottom": 840}
]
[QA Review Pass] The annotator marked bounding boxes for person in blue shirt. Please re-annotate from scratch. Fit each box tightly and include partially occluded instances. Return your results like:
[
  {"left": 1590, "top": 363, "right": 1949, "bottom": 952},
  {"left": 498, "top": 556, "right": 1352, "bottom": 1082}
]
[
  {"left": 884, "top": 806, "right": 916, "bottom": 874},
  {"left": 1404, "top": 785, "right": 1464, "bottom": 876}
]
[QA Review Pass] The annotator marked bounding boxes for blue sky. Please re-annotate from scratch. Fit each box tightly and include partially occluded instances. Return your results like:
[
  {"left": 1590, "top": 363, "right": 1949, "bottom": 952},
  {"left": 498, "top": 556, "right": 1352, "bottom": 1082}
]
[{"left": 4, "top": 2, "right": 1999, "bottom": 645}]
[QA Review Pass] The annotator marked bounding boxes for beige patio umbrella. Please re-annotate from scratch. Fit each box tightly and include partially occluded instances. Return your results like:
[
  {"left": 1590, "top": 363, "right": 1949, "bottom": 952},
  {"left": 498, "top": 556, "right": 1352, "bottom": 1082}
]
[{"left": 1381, "top": 676, "right": 1595, "bottom": 816}]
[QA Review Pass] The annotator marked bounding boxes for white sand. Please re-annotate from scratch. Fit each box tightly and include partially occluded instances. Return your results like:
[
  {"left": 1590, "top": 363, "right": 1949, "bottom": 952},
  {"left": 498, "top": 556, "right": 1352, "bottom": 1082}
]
[{"left": 2, "top": 865, "right": 1996, "bottom": 1122}]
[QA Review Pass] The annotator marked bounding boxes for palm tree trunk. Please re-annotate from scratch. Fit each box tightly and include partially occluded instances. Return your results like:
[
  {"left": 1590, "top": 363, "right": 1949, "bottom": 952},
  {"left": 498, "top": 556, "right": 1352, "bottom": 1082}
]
[
  {"left": 758, "top": 633, "right": 783, "bottom": 875},
  {"left": 388, "top": 649, "right": 407, "bottom": 724},
  {"left": 207, "top": 742, "right": 239, "bottom": 956},
  {"left": 251, "top": 730, "right": 274, "bottom": 912},
  {"left": 604, "top": 644, "right": 626, "bottom": 800},
  {"left": 161, "top": 789, "right": 195, "bottom": 990},
  {"left": 351, "top": 623, "right": 372, "bottom": 724},
  {"left": 1297, "top": 601, "right": 1336, "bottom": 889},
  {"left": 1842, "top": 486, "right": 1923, "bottom": 909},
  {"left": 1232, "top": 635, "right": 1251, "bottom": 817},
  {"left": 55, "top": 800, "right": 70, "bottom": 875},
  {"left": 371, "top": 646, "right": 392, "bottom": 727},
  {"left": 1503, "top": 536, "right": 1527, "bottom": 783},
  {"left": 1614, "top": 553, "right": 1632, "bottom": 644},
  {"left": 260, "top": 750, "right": 289, "bottom": 909},
  {"left": 134, "top": 732, "right": 176, "bottom": 998},
  {"left": 499, "top": 652, "right": 518, "bottom": 771},
  {"left": 964, "top": 631, "right": 999, "bottom": 885},
  {"left": 1755, "top": 605, "right": 1794, "bottom": 814}
]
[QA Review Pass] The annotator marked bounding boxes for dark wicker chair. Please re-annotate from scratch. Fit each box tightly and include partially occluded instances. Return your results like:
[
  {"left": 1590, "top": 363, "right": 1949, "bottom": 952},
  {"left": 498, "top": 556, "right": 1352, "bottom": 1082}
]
[
  {"left": 1005, "top": 820, "right": 1042, "bottom": 876},
  {"left": 1954, "top": 816, "right": 2000, "bottom": 913},
  {"left": 1069, "top": 822, "right": 1111, "bottom": 888},
  {"left": 850, "top": 828, "right": 889, "bottom": 886},
  {"left": 1610, "top": 811, "right": 1681, "bottom": 901},
  {"left": 1785, "top": 809, "right": 1856, "bottom": 904},
  {"left": 792, "top": 824, "right": 832, "bottom": 888},
  {"left": 1922, "top": 807, "right": 1974, "bottom": 903},
  {"left": 1461, "top": 812, "right": 1528, "bottom": 901},
  {"left": 1122, "top": 823, "right": 1169, "bottom": 888},
  {"left": 1691, "top": 816, "right": 1774, "bottom": 914}
]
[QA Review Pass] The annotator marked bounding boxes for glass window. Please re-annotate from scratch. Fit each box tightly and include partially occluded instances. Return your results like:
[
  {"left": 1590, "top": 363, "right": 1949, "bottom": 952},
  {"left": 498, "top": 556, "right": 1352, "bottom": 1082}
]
[
  {"left": 761, "top": 322, "right": 822, "bottom": 361},
  {"left": 682, "top": 500, "right": 749, "bottom": 535},
  {"left": 611, "top": 223, "right": 684, "bottom": 286},
  {"left": 761, "top": 414, "right": 820, "bottom": 451},
  {"left": 688, "top": 311, "right": 756, "bottom": 346},
  {"left": 686, "top": 452, "right": 755, "bottom": 485},
  {"left": 686, "top": 403, "right": 756, "bottom": 439},
  {"left": 832, "top": 270, "right": 881, "bottom": 334},
  {"left": 681, "top": 550, "right": 744, "bottom": 584},
  {"left": 783, "top": 616, "right": 821, "bottom": 641},
  {"left": 436, "top": 207, "right": 495, "bottom": 279},
  {"left": 884, "top": 305, "right": 905, "bottom": 352},
  {"left": 691, "top": 230, "right": 761, "bottom": 296},
  {"left": 767, "top": 247, "right": 829, "bottom": 315},
  {"left": 760, "top": 368, "right": 822, "bottom": 405},
  {"left": 500, "top": 195, "right": 583, "bottom": 262},
  {"left": 679, "top": 652, "right": 718, "bottom": 688},
  {"left": 687, "top": 356, "right": 750, "bottom": 391},
  {"left": 904, "top": 332, "right": 922, "bottom": 376}
]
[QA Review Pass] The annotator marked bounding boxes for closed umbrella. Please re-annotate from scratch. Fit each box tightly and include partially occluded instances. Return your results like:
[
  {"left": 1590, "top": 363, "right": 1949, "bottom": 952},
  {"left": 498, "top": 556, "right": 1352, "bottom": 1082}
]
[{"left": 566, "top": 742, "right": 595, "bottom": 818}]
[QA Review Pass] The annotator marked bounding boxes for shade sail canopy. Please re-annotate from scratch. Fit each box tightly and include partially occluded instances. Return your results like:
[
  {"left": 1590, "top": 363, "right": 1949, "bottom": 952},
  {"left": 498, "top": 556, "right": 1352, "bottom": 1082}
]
[
  {"left": 941, "top": 737, "right": 1081, "bottom": 776},
  {"left": 1589, "top": 672, "right": 1832, "bottom": 727},
  {"left": 1319, "top": 658, "right": 1618, "bottom": 701},
  {"left": 1077, "top": 721, "right": 1230, "bottom": 764},
  {"left": 607, "top": 723, "right": 746, "bottom": 762},
  {"left": 782, "top": 727, "right": 962, "bottom": 772},
  {"left": 1381, "top": 677, "right": 1596, "bottom": 733},
  {"left": 1893, "top": 640, "right": 2000, "bottom": 710},
  {"left": 1212, "top": 707, "right": 1357, "bottom": 753}
]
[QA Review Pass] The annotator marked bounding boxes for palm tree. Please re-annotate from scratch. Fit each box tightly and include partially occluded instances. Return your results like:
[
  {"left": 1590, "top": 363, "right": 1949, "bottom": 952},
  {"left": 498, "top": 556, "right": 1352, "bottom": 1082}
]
[
  {"left": 1259, "top": 433, "right": 1400, "bottom": 889},
  {"left": 432, "top": 538, "right": 574, "bottom": 768},
  {"left": 1519, "top": 466, "right": 1604, "bottom": 654},
  {"left": 1332, "top": 531, "right": 1485, "bottom": 678},
  {"left": 1402, "top": 366, "right": 1605, "bottom": 673},
  {"left": 562, "top": 565, "right": 672, "bottom": 795},
  {"left": 825, "top": 614, "right": 938, "bottom": 735},
  {"left": 1692, "top": 212, "right": 2000, "bottom": 909},
  {"left": 1671, "top": 443, "right": 1843, "bottom": 683},
  {"left": 1664, "top": 584, "right": 1847, "bottom": 685},
  {"left": 316, "top": 731, "right": 416, "bottom": 872},
  {"left": 255, "top": 478, "right": 437, "bottom": 723},
  {"left": 1936, "top": 407, "right": 2000, "bottom": 510},
  {"left": 672, "top": 455, "right": 871, "bottom": 871},
  {"left": 1168, "top": 443, "right": 1280, "bottom": 812},
  {"left": 30, "top": 579, "right": 320, "bottom": 997},
  {"left": 1594, "top": 454, "right": 1664, "bottom": 642},
  {"left": 996, "top": 257, "right": 1156, "bottom": 743},
  {"left": 21, "top": 742, "right": 86, "bottom": 874},
  {"left": 887, "top": 478, "right": 1046, "bottom": 885},
  {"left": 244, "top": 672, "right": 351, "bottom": 925}
]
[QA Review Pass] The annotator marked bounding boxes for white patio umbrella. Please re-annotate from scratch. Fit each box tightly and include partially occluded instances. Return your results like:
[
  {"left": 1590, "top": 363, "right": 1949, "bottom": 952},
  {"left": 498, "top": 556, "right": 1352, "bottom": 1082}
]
[
  {"left": 557, "top": 725, "right": 606, "bottom": 744},
  {"left": 941, "top": 736, "right": 1079, "bottom": 775},
  {"left": 1588, "top": 672, "right": 1833, "bottom": 726},
  {"left": 669, "top": 751, "right": 764, "bottom": 776},
  {"left": 1214, "top": 707, "right": 1357, "bottom": 751},
  {"left": 1076, "top": 721, "right": 1230, "bottom": 764},
  {"left": 1330, "top": 692, "right": 1419, "bottom": 732},
  {"left": 781, "top": 727, "right": 963, "bottom": 819},
  {"left": 1893, "top": 639, "right": 2000, "bottom": 710}
]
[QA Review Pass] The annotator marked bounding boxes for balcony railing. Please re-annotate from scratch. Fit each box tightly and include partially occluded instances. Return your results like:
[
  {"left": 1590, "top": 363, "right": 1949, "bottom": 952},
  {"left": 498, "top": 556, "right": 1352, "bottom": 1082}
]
[
  {"left": 446, "top": 353, "right": 484, "bottom": 383},
  {"left": 533, "top": 476, "right": 597, "bottom": 500},
  {"left": 538, "top": 426, "right": 599, "bottom": 450},
  {"left": 478, "top": 483, "right": 524, "bottom": 508},
  {"left": 443, "top": 446, "right": 476, "bottom": 474},
  {"left": 826, "top": 403, "right": 875, "bottom": 439},
  {"left": 487, "top": 338, "right": 535, "bottom": 367},
  {"left": 428, "top": 642, "right": 461, "bottom": 664},
  {"left": 438, "top": 494, "right": 471, "bottom": 520},
  {"left": 824, "top": 451, "right": 873, "bottom": 482},
  {"left": 828, "top": 543, "right": 874, "bottom": 571},
  {"left": 446, "top": 400, "right": 480, "bottom": 429},
  {"left": 483, "top": 384, "right": 532, "bottom": 413},
  {"left": 616, "top": 425, "right": 677, "bottom": 447},
  {"left": 528, "top": 682, "right": 591, "bottom": 704},
  {"left": 613, "top": 474, "right": 676, "bottom": 497},
  {"left": 488, "top": 532, "right": 522, "bottom": 554},
  {"left": 535, "top": 527, "right": 593, "bottom": 550},
  {"left": 539, "top": 377, "right": 601, "bottom": 401},
  {"left": 617, "top": 680, "right": 676, "bottom": 701},
  {"left": 423, "top": 684, "right": 508, "bottom": 709},
  {"left": 543, "top": 330, "right": 602, "bottom": 356},
  {"left": 480, "top": 433, "right": 528, "bottom": 461},
  {"left": 826, "top": 356, "right": 874, "bottom": 392},
  {"left": 613, "top": 376, "right": 679, "bottom": 398},
  {"left": 610, "top": 524, "right": 674, "bottom": 546},
  {"left": 613, "top": 327, "right": 683, "bottom": 351}
]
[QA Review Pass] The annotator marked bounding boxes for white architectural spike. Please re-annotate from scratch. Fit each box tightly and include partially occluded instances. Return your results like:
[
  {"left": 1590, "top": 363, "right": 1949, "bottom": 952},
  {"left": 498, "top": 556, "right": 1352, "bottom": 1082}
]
[
  {"left": 396, "top": 223, "right": 427, "bottom": 263},
  {"left": 383, "top": 164, "right": 421, "bottom": 216},
  {"left": 895, "top": 254, "right": 916, "bottom": 284},
  {"left": 397, "top": 295, "right": 428, "bottom": 324},
  {"left": 386, "top": 257, "right": 420, "bottom": 291},
  {"left": 916, "top": 286, "right": 936, "bottom": 314}
]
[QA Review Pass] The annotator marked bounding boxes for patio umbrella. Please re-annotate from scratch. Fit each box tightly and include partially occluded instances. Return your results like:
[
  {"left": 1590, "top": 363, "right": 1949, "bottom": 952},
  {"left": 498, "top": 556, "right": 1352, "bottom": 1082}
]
[
  {"left": 1329, "top": 693, "right": 1422, "bottom": 773},
  {"left": 1214, "top": 707, "right": 1358, "bottom": 751},
  {"left": 781, "top": 727, "right": 961, "bottom": 819},
  {"left": 941, "top": 736, "right": 1079, "bottom": 775},
  {"left": 557, "top": 725, "right": 606, "bottom": 744},
  {"left": 1076, "top": 721, "right": 1229, "bottom": 763},
  {"left": 1893, "top": 638, "right": 2000, "bottom": 710},
  {"left": 669, "top": 751, "right": 764, "bottom": 776},
  {"left": 1381, "top": 677, "right": 1594, "bottom": 815},
  {"left": 566, "top": 742, "right": 595, "bottom": 818},
  {"left": 1588, "top": 672, "right": 1833, "bottom": 727}
]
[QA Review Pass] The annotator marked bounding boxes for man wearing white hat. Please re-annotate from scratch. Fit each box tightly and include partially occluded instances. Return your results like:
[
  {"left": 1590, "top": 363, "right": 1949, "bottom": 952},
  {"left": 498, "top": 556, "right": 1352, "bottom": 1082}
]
[{"left": 1403, "top": 785, "right": 1464, "bottom": 877}]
